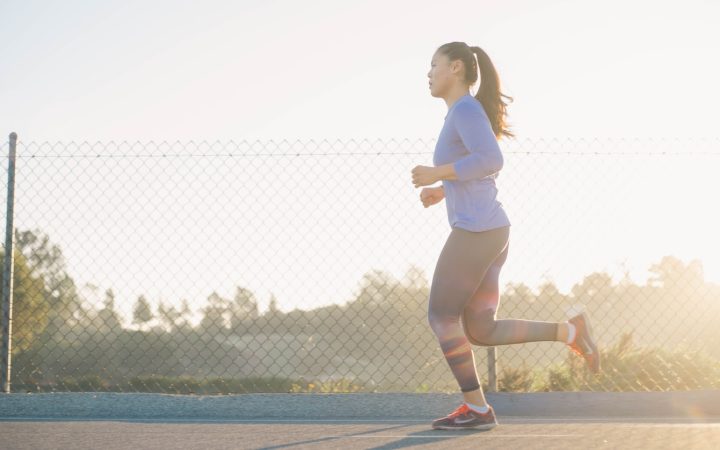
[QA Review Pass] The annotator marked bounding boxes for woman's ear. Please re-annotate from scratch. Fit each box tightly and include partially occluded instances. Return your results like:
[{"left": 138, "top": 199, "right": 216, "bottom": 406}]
[{"left": 450, "top": 59, "right": 463, "bottom": 77}]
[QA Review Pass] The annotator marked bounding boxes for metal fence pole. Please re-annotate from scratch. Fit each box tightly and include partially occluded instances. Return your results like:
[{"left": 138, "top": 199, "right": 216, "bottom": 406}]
[
  {"left": 1, "top": 132, "right": 17, "bottom": 393},
  {"left": 487, "top": 347, "right": 497, "bottom": 392}
]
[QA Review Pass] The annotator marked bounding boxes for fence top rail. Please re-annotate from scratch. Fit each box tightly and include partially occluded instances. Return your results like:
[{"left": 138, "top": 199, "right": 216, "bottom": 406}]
[{"left": 1, "top": 136, "right": 719, "bottom": 158}]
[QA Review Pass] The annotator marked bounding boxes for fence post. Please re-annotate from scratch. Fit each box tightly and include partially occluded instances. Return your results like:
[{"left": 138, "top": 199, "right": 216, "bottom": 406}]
[
  {"left": 1, "top": 132, "right": 17, "bottom": 393},
  {"left": 487, "top": 347, "right": 497, "bottom": 392}
]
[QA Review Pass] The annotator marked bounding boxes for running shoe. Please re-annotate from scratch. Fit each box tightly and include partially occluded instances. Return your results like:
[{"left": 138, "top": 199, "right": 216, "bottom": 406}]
[
  {"left": 431, "top": 403, "right": 498, "bottom": 430},
  {"left": 568, "top": 312, "right": 601, "bottom": 373}
]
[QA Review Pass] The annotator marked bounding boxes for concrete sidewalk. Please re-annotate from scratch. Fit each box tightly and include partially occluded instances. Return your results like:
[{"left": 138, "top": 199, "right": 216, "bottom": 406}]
[{"left": 1, "top": 390, "right": 719, "bottom": 421}]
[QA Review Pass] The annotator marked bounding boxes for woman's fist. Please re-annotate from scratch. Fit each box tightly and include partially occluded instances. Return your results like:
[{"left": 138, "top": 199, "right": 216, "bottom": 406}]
[
  {"left": 420, "top": 186, "right": 445, "bottom": 208},
  {"left": 411, "top": 165, "right": 440, "bottom": 188}
]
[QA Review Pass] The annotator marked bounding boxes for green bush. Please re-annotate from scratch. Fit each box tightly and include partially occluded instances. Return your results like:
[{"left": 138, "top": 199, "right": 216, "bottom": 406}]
[
  {"left": 497, "top": 365, "right": 534, "bottom": 392},
  {"left": 13, "top": 332, "right": 720, "bottom": 393},
  {"left": 536, "top": 332, "right": 720, "bottom": 392}
]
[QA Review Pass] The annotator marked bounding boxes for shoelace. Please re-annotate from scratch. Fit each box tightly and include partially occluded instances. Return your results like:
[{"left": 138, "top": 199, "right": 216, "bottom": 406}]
[{"left": 447, "top": 404, "right": 469, "bottom": 418}]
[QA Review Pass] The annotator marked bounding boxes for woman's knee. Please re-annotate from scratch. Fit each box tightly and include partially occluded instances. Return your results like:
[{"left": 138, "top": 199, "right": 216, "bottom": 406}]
[
  {"left": 427, "top": 284, "right": 475, "bottom": 335},
  {"left": 463, "top": 308, "right": 498, "bottom": 346},
  {"left": 427, "top": 312, "right": 448, "bottom": 336},
  {"left": 427, "top": 311, "right": 461, "bottom": 339}
]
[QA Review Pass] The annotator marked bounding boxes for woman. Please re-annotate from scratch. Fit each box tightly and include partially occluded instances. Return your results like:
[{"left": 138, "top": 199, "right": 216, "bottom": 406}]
[{"left": 411, "top": 42, "right": 600, "bottom": 431}]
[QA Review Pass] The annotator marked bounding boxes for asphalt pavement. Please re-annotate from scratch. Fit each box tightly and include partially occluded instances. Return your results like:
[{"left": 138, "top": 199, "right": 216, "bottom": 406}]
[{"left": 1, "top": 391, "right": 718, "bottom": 449}]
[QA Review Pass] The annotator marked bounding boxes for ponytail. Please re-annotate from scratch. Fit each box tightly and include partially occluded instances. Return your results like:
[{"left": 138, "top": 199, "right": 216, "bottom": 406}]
[{"left": 470, "top": 46, "right": 514, "bottom": 139}]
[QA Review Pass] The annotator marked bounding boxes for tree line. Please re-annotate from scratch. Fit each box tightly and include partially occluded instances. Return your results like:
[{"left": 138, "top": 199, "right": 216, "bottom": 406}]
[{"left": 2, "top": 228, "right": 718, "bottom": 392}]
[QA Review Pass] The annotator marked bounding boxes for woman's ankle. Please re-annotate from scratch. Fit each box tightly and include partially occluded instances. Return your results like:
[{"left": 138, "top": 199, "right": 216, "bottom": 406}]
[
  {"left": 556, "top": 322, "right": 568, "bottom": 342},
  {"left": 462, "top": 390, "right": 488, "bottom": 407},
  {"left": 556, "top": 322, "right": 576, "bottom": 343}
]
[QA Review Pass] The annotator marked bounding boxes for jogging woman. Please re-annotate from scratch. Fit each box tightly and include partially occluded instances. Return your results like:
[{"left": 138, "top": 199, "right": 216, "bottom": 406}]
[{"left": 411, "top": 42, "right": 600, "bottom": 431}]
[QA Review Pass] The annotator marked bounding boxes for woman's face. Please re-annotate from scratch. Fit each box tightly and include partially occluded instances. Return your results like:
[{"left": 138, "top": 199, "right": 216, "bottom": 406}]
[{"left": 427, "top": 51, "right": 460, "bottom": 98}]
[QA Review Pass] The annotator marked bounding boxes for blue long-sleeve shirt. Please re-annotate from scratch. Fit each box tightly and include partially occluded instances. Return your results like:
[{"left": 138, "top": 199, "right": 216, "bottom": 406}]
[{"left": 432, "top": 93, "right": 511, "bottom": 232}]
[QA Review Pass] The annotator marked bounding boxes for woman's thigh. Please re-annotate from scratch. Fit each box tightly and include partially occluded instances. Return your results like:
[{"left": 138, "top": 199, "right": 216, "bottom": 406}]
[
  {"left": 428, "top": 226, "right": 509, "bottom": 320},
  {"left": 465, "top": 238, "right": 509, "bottom": 314}
]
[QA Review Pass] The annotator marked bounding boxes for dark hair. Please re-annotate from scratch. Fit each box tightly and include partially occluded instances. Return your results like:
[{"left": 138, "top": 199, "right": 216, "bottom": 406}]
[{"left": 436, "top": 42, "right": 514, "bottom": 139}]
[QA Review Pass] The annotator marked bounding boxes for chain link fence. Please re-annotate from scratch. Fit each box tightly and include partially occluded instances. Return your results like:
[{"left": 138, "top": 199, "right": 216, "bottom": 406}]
[{"left": 1, "top": 135, "right": 720, "bottom": 394}]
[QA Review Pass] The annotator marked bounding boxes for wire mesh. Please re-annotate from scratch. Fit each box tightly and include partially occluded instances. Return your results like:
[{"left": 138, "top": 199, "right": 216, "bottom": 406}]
[{"left": 2, "top": 137, "right": 719, "bottom": 393}]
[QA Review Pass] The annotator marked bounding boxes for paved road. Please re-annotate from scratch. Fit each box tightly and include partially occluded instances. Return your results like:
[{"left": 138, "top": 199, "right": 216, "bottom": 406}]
[
  {"left": 2, "top": 417, "right": 719, "bottom": 449},
  {"left": 1, "top": 391, "right": 718, "bottom": 449}
]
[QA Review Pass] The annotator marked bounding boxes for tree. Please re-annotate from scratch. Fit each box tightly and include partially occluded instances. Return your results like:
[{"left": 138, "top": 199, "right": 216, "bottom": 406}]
[
  {"left": 355, "top": 270, "right": 395, "bottom": 306},
  {"left": 230, "top": 286, "right": 259, "bottom": 331},
  {"left": 157, "top": 301, "right": 180, "bottom": 332},
  {"left": 14, "top": 229, "right": 83, "bottom": 337},
  {"left": 648, "top": 256, "right": 704, "bottom": 290},
  {"left": 537, "top": 280, "right": 562, "bottom": 301},
  {"left": 571, "top": 272, "right": 613, "bottom": 298},
  {"left": 132, "top": 295, "right": 153, "bottom": 329},
  {"left": 178, "top": 299, "right": 192, "bottom": 330},
  {"left": 95, "top": 288, "right": 122, "bottom": 332},
  {"left": 200, "top": 291, "right": 232, "bottom": 335},
  {"left": 265, "top": 293, "right": 283, "bottom": 331},
  {"left": 233, "top": 287, "right": 259, "bottom": 319},
  {"left": 267, "top": 294, "right": 280, "bottom": 315},
  {"left": 0, "top": 248, "right": 49, "bottom": 354},
  {"left": 402, "top": 264, "right": 429, "bottom": 290},
  {"left": 504, "top": 282, "right": 534, "bottom": 303}
]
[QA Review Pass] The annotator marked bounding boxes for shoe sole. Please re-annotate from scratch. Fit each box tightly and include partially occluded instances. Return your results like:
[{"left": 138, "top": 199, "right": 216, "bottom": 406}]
[{"left": 432, "top": 422, "right": 497, "bottom": 431}]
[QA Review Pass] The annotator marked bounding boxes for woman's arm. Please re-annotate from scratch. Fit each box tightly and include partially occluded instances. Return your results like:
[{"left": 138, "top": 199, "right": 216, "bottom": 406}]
[
  {"left": 445, "top": 101, "right": 504, "bottom": 181},
  {"left": 435, "top": 164, "right": 458, "bottom": 181}
]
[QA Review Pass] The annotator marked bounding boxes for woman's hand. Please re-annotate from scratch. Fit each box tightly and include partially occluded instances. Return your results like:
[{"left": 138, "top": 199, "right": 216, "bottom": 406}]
[
  {"left": 420, "top": 186, "right": 445, "bottom": 208},
  {"left": 412, "top": 165, "right": 440, "bottom": 188}
]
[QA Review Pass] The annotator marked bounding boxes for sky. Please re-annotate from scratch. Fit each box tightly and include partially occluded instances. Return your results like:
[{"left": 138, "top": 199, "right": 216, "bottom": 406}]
[
  {"left": 1, "top": 0, "right": 719, "bottom": 323},
  {"left": 2, "top": 0, "right": 720, "bottom": 142}
]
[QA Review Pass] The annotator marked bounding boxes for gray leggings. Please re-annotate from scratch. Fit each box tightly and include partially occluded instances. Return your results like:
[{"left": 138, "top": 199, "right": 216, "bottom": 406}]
[{"left": 427, "top": 225, "right": 558, "bottom": 393}]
